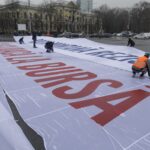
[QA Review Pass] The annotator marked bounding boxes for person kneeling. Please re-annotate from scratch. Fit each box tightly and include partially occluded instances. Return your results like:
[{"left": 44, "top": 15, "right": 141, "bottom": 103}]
[
  {"left": 132, "top": 53, "right": 150, "bottom": 77},
  {"left": 19, "top": 37, "right": 24, "bottom": 44},
  {"left": 45, "top": 41, "right": 54, "bottom": 53},
  {"left": 127, "top": 38, "right": 135, "bottom": 47}
]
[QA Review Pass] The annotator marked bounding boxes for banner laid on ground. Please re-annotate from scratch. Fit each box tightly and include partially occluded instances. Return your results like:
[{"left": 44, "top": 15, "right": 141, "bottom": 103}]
[
  {"left": 14, "top": 36, "right": 145, "bottom": 71},
  {"left": 0, "top": 39, "right": 150, "bottom": 150}
]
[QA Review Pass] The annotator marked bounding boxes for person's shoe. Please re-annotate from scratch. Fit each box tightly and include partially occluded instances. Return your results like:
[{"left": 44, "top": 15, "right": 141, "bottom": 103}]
[
  {"left": 139, "top": 73, "right": 145, "bottom": 78},
  {"left": 140, "top": 73, "right": 144, "bottom": 77}
]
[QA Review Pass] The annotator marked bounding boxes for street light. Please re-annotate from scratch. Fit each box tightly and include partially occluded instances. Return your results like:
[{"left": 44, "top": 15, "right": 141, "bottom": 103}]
[{"left": 27, "top": 0, "right": 32, "bottom": 33}]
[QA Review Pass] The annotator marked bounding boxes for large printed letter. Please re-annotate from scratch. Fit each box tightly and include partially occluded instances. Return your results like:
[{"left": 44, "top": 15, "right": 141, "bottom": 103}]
[
  {"left": 18, "top": 62, "right": 66, "bottom": 70},
  {"left": 7, "top": 57, "right": 49, "bottom": 64},
  {"left": 53, "top": 79, "right": 122, "bottom": 99},
  {"left": 70, "top": 89, "right": 150, "bottom": 126},
  {"left": 36, "top": 72, "right": 97, "bottom": 88}
]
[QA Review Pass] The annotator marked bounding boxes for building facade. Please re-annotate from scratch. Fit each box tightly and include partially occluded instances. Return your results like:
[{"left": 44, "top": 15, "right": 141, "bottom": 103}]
[{"left": 0, "top": 1, "right": 98, "bottom": 35}]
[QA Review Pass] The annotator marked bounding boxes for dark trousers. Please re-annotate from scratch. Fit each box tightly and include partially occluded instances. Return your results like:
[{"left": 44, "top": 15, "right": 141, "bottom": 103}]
[
  {"left": 132, "top": 66, "right": 147, "bottom": 76},
  {"left": 33, "top": 40, "right": 36, "bottom": 48},
  {"left": 46, "top": 48, "right": 53, "bottom": 53}
]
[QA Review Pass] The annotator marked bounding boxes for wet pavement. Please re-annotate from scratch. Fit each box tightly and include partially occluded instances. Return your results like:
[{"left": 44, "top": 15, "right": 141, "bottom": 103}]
[
  {"left": 89, "top": 37, "right": 150, "bottom": 52},
  {"left": 0, "top": 35, "right": 15, "bottom": 42}
]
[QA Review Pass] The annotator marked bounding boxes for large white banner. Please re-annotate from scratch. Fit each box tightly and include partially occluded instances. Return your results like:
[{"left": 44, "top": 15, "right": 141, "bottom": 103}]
[{"left": 0, "top": 39, "right": 150, "bottom": 150}]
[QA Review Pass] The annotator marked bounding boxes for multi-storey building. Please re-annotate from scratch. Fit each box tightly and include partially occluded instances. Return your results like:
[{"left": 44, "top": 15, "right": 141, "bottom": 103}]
[{"left": 0, "top": 1, "right": 98, "bottom": 35}]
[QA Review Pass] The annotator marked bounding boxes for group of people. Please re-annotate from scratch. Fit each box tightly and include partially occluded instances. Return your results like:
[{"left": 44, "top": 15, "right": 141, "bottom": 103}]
[
  {"left": 127, "top": 38, "right": 150, "bottom": 78},
  {"left": 19, "top": 35, "right": 135, "bottom": 53},
  {"left": 18, "top": 34, "right": 150, "bottom": 78},
  {"left": 18, "top": 31, "right": 54, "bottom": 53}
]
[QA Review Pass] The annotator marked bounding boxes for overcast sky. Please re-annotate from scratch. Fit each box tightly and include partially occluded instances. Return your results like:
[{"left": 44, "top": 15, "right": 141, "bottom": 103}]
[
  {"left": 0, "top": 0, "right": 149, "bottom": 8},
  {"left": 93, "top": 0, "right": 149, "bottom": 8}
]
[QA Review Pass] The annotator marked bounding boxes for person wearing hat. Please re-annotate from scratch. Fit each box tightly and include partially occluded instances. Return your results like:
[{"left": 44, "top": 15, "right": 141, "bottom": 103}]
[{"left": 132, "top": 53, "right": 150, "bottom": 77}]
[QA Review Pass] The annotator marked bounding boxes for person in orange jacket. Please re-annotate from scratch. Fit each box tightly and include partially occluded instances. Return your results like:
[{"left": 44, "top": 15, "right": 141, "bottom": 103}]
[{"left": 132, "top": 53, "right": 150, "bottom": 77}]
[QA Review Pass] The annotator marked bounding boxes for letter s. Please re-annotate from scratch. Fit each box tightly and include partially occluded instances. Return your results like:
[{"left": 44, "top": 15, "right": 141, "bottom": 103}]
[{"left": 52, "top": 79, "right": 122, "bottom": 99}]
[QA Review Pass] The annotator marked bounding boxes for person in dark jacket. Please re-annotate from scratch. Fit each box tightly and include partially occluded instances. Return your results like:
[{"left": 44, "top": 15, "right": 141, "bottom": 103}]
[
  {"left": 45, "top": 41, "right": 54, "bottom": 53},
  {"left": 127, "top": 38, "right": 135, "bottom": 47},
  {"left": 32, "top": 31, "right": 37, "bottom": 48},
  {"left": 19, "top": 37, "right": 24, "bottom": 44}
]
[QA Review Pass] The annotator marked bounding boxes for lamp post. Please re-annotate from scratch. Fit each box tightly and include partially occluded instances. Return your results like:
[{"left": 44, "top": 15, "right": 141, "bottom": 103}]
[
  {"left": 27, "top": 0, "right": 32, "bottom": 33},
  {"left": 127, "top": 9, "right": 131, "bottom": 31}
]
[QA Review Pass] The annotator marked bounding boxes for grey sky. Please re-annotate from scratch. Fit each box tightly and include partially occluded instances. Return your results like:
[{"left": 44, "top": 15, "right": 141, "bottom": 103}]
[
  {"left": 93, "top": 0, "right": 149, "bottom": 8},
  {"left": 0, "top": 0, "right": 149, "bottom": 8}
]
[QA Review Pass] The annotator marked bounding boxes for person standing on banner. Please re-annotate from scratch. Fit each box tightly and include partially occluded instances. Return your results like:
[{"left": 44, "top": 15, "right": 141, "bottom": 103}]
[
  {"left": 32, "top": 31, "right": 37, "bottom": 48},
  {"left": 132, "top": 53, "right": 150, "bottom": 77}
]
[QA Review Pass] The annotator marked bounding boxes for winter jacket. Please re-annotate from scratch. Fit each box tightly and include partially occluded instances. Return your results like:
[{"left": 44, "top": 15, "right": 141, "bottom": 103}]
[
  {"left": 32, "top": 32, "right": 37, "bottom": 41},
  {"left": 132, "top": 56, "right": 148, "bottom": 69},
  {"left": 45, "top": 41, "right": 54, "bottom": 49}
]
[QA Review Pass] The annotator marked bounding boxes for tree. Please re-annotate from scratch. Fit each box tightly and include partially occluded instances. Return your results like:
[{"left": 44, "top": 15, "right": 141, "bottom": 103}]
[
  {"left": 40, "top": 0, "right": 56, "bottom": 34},
  {"left": 130, "top": 1, "right": 150, "bottom": 33},
  {"left": 93, "top": 5, "right": 129, "bottom": 33}
]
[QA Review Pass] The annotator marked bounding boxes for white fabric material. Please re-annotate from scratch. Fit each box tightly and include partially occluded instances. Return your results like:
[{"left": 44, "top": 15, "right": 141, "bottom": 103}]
[{"left": 0, "top": 37, "right": 149, "bottom": 150}]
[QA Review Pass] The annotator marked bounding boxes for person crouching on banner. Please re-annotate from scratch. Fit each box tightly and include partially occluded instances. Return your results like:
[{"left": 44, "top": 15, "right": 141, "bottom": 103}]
[
  {"left": 127, "top": 38, "right": 135, "bottom": 47},
  {"left": 132, "top": 53, "right": 150, "bottom": 77},
  {"left": 45, "top": 41, "right": 54, "bottom": 53},
  {"left": 19, "top": 37, "right": 24, "bottom": 44}
]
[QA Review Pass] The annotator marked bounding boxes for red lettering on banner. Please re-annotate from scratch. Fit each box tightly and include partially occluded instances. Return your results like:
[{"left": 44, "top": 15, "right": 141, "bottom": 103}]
[
  {"left": 36, "top": 72, "right": 97, "bottom": 88},
  {"left": 53, "top": 79, "right": 122, "bottom": 99},
  {"left": 18, "top": 62, "right": 66, "bottom": 70},
  {"left": 7, "top": 56, "right": 42, "bottom": 59},
  {"left": 7, "top": 57, "right": 49, "bottom": 64},
  {"left": 70, "top": 89, "right": 150, "bottom": 126},
  {"left": 0, "top": 49, "right": 23, "bottom": 53},
  {"left": 3, "top": 51, "right": 35, "bottom": 57},
  {"left": 27, "top": 68, "right": 82, "bottom": 77},
  {"left": 2, "top": 46, "right": 149, "bottom": 127}
]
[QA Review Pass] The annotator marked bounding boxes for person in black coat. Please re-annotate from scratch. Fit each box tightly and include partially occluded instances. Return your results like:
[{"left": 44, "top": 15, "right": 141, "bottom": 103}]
[
  {"left": 127, "top": 38, "right": 135, "bottom": 47},
  {"left": 19, "top": 37, "right": 24, "bottom": 44},
  {"left": 32, "top": 31, "right": 37, "bottom": 48},
  {"left": 45, "top": 41, "right": 54, "bottom": 53}
]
